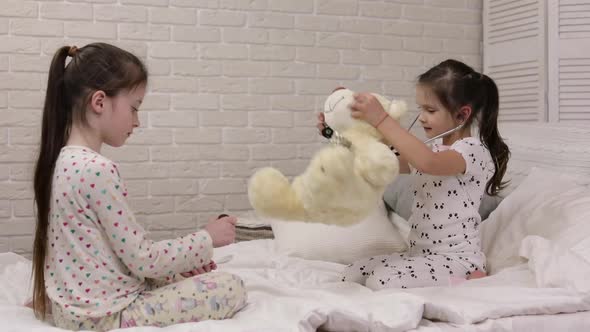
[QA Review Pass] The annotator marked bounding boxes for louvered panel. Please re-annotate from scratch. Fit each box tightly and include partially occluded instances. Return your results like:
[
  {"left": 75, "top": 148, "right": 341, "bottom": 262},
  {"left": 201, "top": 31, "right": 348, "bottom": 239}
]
[
  {"left": 561, "top": 18, "right": 590, "bottom": 25},
  {"left": 500, "top": 104, "right": 539, "bottom": 112},
  {"left": 488, "top": 15, "right": 537, "bottom": 33},
  {"left": 500, "top": 88, "right": 539, "bottom": 98},
  {"left": 560, "top": 11, "right": 590, "bottom": 18},
  {"left": 498, "top": 112, "right": 540, "bottom": 122},
  {"left": 560, "top": 25, "right": 590, "bottom": 35},
  {"left": 498, "top": 77, "right": 539, "bottom": 85},
  {"left": 489, "top": 0, "right": 532, "bottom": 10},
  {"left": 502, "top": 95, "right": 539, "bottom": 103},
  {"left": 561, "top": 85, "right": 590, "bottom": 92},
  {"left": 548, "top": 1, "right": 590, "bottom": 121},
  {"left": 560, "top": 99, "right": 590, "bottom": 106},
  {"left": 561, "top": 58, "right": 590, "bottom": 65},
  {"left": 488, "top": 0, "right": 539, "bottom": 43},
  {"left": 498, "top": 83, "right": 538, "bottom": 93},
  {"left": 488, "top": 60, "right": 542, "bottom": 122},
  {"left": 561, "top": 92, "right": 590, "bottom": 98},
  {"left": 560, "top": 112, "right": 590, "bottom": 119},
  {"left": 559, "top": 0, "right": 590, "bottom": 38},
  {"left": 559, "top": 58, "right": 590, "bottom": 120},
  {"left": 560, "top": 72, "right": 590, "bottom": 79},
  {"left": 489, "top": 0, "right": 537, "bottom": 17},
  {"left": 484, "top": 0, "right": 546, "bottom": 122},
  {"left": 560, "top": 0, "right": 590, "bottom": 5},
  {"left": 560, "top": 4, "right": 590, "bottom": 11},
  {"left": 490, "top": 69, "right": 539, "bottom": 80},
  {"left": 497, "top": 106, "right": 540, "bottom": 121},
  {"left": 560, "top": 65, "right": 590, "bottom": 72}
]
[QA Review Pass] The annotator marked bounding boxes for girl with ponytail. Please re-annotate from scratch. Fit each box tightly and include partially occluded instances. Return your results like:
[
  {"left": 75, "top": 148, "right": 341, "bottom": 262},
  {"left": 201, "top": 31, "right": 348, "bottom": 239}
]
[
  {"left": 332, "top": 59, "right": 510, "bottom": 290},
  {"left": 32, "top": 43, "right": 246, "bottom": 330}
]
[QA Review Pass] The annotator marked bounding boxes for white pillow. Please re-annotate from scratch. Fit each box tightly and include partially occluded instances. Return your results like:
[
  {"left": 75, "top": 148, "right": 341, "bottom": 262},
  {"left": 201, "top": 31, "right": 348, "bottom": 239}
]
[
  {"left": 520, "top": 236, "right": 590, "bottom": 293},
  {"left": 0, "top": 252, "right": 33, "bottom": 305},
  {"left": 270, "top": 201, "right": 407, "bottom": 264},
  {"left": 481, "top": 167, "right": 590, "bottom": 274}
]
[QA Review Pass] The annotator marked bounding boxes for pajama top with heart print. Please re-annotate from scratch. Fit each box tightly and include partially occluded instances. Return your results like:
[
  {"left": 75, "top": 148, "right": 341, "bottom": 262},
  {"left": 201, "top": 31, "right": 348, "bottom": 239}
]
[{"left": 44, "top": 146, "right": 213, "bottom": 320}]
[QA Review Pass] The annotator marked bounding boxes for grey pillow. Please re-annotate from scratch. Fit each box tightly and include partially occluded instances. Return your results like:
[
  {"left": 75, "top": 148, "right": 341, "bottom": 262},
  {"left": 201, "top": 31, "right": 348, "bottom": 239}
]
[
  {"left": 383, "top": 175, "right": 414, "bottom": 221},
  {"left": 383, "top": 174, "right": 503, "bottom": 221}
]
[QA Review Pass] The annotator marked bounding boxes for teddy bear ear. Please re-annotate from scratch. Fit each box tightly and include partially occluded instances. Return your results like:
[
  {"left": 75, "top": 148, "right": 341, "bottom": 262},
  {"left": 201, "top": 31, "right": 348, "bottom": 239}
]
[
  {"left": 331, "top": 86, "right": 346, "bottom": 93},
  {"left": 388, "top": 100, "right": 408, "bottom": 120}
]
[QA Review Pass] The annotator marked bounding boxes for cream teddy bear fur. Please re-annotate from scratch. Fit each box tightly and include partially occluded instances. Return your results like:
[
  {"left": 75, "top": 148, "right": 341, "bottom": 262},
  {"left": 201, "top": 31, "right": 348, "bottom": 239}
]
[{"left": 248, "top": 88, "right": 407, "bottom": 226}]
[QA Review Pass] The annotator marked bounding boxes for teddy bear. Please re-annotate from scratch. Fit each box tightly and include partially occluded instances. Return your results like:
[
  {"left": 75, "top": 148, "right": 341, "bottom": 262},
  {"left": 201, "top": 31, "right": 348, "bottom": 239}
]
[{"left": 247, "top": 88, "right": 407, "bottom": 226}]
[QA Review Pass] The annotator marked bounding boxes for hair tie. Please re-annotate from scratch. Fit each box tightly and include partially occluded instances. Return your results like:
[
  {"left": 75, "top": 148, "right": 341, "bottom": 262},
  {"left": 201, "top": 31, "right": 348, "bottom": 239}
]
[
  {"left": 68, "top": 46, "right": 78, "bottom": 57},
  {"left": 464, "top": 71, "right": 483, "bottom": 81}
]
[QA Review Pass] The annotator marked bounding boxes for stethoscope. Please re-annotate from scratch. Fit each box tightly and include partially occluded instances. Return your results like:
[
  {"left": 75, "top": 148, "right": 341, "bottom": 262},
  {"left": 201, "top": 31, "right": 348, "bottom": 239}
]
[{"left": 321, "top": 112, "right": 465, "bottom": 156}]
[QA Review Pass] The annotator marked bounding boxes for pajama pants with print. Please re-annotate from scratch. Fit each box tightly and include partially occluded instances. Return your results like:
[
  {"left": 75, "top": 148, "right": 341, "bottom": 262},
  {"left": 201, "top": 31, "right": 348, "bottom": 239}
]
[
  {"left": 340, "top": 253, "right": 470, "bottom": 290},
  {"left": 52, "top": 272, "right": 247, "bottom": 331}
]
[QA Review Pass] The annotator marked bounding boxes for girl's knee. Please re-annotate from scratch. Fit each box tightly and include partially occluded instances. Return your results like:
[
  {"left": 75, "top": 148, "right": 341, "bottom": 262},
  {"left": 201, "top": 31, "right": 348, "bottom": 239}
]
[
  {"left": 204, "top": 271, "right": 246, "bottom": 293},
  {"left": 222, "top": 273, "right": 247, "bottom": 307},
  {"left": 220, "top": 273, "right": 247, "bottom": 319},
  {"left": 194, "top": 272, "right": 247, "bottom": 319}
]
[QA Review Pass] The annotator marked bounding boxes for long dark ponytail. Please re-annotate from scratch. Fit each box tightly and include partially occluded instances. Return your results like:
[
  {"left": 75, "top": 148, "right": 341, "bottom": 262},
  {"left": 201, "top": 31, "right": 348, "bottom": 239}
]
[
  {"left": 32, "top": 46, "right": 71, "bottom": 320},
  {"left": 32, "top": 43, "right": 148, "bottom": 319},
  {"left": 417, "top": 59, "right": 510, "bottom": 196}
]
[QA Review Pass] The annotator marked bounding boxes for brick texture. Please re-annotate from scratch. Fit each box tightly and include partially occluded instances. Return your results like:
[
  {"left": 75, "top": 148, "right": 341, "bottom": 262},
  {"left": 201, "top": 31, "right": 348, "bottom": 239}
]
[{"left": 0, "top": 0, "right": 482, "bottom": 256}]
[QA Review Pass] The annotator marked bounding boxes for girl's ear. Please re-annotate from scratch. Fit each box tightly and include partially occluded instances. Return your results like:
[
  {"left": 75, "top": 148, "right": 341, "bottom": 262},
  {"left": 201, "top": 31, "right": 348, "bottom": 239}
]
[
  {"left": 89, "top": 90, "right": 106, "bottom": 114},
  {"left": 457, "top": 105, "right": 472, "bottom": 123}
]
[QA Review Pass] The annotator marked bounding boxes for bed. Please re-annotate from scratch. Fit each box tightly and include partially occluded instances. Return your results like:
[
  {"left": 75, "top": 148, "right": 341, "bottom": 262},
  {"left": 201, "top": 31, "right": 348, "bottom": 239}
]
[{"left": 1, "top": 123, "right": 590, "bottom": 332}]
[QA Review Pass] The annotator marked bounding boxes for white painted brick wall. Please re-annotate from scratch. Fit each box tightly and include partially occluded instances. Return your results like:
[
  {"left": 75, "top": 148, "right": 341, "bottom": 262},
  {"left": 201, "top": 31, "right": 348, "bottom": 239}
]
[{"left": 0, "top": 0, "right": 482, "bottom": 256}]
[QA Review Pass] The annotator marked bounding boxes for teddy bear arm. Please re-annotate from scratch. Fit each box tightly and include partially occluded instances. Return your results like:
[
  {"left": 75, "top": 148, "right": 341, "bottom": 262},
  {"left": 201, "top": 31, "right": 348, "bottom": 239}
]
[{"left": 354, "top": 140, "right": 400, "bottom": 188}]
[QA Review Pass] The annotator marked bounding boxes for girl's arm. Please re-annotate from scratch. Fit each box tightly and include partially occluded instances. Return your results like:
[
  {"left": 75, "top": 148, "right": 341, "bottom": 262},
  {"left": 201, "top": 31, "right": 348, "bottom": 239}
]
[
  {"left": 352, "top": 93, "right": 466, "bottom": 176},
  {"left": 398, "top": 154, "right": 410, "bottom": 174},
  {"left": 85, "top": 161, "right": 214, "bottom": 279}
]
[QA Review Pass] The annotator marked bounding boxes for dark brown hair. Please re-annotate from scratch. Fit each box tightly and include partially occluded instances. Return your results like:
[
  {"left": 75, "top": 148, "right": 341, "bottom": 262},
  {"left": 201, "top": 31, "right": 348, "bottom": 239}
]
[
  {"left": 418, "top": 59, "right": 510, "bottom": 196},
  {"left": 32, "top": 43, "right": 147, "bottom": 319}
]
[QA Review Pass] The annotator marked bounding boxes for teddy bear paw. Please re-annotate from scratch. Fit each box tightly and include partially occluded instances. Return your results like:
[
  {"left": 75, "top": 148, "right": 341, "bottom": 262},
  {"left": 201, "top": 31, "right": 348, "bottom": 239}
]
[{"left": 355, "top": 142, "right": 399, "bottom": 187}]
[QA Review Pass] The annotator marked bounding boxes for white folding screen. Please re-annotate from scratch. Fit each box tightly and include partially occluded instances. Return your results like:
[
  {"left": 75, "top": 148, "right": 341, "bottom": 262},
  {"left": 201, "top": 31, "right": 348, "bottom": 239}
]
[
  {"left": 485, "top": 0, "right": 590, "bottom": 123},
  {"left": 483, "top": 0, "right": 547, "bottom": 122},
  {"left": 548, "top": 0, "right": 590, "bottom": 122}
]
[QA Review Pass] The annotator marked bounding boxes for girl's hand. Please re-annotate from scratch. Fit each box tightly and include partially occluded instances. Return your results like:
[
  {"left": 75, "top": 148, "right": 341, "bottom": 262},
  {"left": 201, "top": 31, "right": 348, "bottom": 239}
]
[
  {"left": 180, "top": 261, "right": 217, "bottom": 277},
  {"left": 204, "top": 215, "right": 237, "bottom": 247},
  {"left": 317, "top": 112, "right": 326, "bottom": 135},
  {"left": 350, "top": 92, "right": 389, "bottom": 128}
]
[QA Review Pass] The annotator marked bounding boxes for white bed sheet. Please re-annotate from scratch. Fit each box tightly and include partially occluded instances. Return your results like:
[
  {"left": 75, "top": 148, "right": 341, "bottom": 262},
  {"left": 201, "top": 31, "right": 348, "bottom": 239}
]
[
  {"left": 412, "top": 310, "right": 590, "bottom": 332},
  {"left": 1, "top": 239, "right": 589, "bottom": 332}
]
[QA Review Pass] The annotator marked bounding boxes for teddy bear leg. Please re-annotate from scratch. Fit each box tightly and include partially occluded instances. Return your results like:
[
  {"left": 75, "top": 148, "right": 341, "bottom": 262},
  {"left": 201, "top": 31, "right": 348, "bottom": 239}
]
[{"left": 248, "top": 167, "right": 306, "bottom": 221}]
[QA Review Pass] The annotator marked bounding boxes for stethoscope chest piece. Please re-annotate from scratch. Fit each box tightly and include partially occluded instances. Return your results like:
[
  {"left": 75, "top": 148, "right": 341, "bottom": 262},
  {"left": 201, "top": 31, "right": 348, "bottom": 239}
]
[{"left": 321, "top": 126, "right": 334, "bottom": 139}]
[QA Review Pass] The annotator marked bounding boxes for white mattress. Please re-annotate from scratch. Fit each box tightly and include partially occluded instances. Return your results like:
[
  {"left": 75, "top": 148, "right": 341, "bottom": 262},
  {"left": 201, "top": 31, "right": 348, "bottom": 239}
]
[{"left": 1, "top": 239, "right": 589, "bottom": 332}]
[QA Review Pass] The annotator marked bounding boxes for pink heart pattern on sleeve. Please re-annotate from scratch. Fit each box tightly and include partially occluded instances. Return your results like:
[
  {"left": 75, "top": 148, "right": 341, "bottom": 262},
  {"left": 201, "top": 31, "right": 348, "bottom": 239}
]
[{"left": 45, "top": 146, "right": 213, "bottom": 321}]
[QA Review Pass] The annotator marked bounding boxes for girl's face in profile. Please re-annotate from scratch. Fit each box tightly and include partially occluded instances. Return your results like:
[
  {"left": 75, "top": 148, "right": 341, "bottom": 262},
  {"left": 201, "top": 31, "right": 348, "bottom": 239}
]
[
  {"left": 100, "top": 84, "right": 145, "bottom": 148},
  {"left": 415, "top": 84, "right": 460, "bottom": 141}
]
